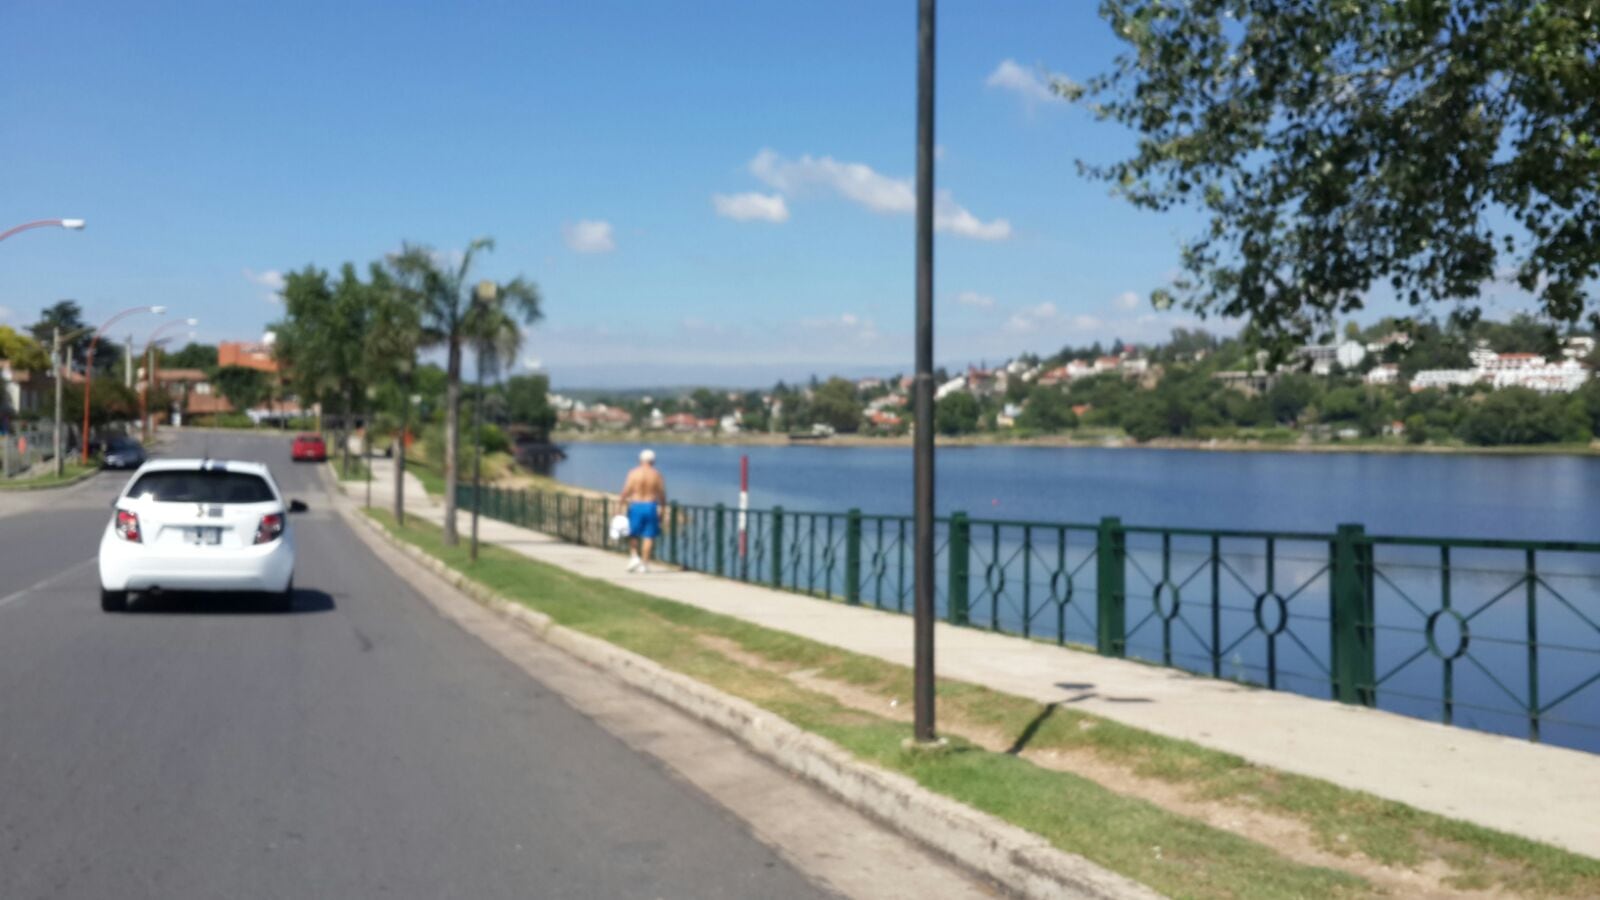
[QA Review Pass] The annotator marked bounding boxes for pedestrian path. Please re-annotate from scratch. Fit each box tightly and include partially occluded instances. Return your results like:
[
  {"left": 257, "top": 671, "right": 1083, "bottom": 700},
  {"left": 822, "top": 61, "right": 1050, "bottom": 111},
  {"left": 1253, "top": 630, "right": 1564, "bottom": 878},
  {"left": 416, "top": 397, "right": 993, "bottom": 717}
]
[{"left": 339, "top": 479, "right": 1600, "bottom": 859}]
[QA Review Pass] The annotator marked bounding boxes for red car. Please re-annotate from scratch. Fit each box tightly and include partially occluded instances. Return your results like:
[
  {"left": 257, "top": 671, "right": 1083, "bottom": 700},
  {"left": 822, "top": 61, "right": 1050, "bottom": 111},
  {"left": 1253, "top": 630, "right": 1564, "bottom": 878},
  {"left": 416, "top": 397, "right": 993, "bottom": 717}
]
[{"left": 291, "top": 432, "right": 327, "bottom": 462}]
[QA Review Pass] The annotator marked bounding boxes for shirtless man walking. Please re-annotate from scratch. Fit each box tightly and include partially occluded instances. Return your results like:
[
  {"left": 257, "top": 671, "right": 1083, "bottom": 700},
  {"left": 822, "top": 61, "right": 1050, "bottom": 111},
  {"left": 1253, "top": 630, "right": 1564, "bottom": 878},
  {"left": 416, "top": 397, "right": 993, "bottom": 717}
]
[{"left": 620, "top": 448, "right": 666, "bottom": 573}]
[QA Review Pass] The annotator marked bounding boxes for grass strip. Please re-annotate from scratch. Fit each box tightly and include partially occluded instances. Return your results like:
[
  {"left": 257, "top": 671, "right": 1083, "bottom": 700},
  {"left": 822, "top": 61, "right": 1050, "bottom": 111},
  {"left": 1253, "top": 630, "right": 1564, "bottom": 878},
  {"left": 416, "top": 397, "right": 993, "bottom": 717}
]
[
  {"left": 0, "top": 462, "right": 98, "bottom": 491},
  {"left": 367, "top": 509, "right": 1394, "bottom": 898},
  {"left": 370, "top": 507, "right": 1600, "bottom": 897}
]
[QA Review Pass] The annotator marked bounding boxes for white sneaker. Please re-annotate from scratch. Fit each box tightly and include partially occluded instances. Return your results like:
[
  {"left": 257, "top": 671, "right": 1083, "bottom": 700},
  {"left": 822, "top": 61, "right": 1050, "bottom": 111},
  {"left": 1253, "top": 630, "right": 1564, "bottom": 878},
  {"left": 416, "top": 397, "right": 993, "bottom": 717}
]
[
  {"left": 640, "top": 564, "right": 652, "bottom": 574},
  {"left": 627, "top": 555, "right": 643, "bottom": 573}
]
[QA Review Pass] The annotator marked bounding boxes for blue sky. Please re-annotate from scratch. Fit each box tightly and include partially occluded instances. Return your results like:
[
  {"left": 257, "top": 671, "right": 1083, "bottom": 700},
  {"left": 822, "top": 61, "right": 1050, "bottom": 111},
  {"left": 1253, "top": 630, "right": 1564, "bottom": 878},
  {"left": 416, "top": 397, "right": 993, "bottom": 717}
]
[{"left": 0, "top": 1, "right": 1534, "bottom": 387}]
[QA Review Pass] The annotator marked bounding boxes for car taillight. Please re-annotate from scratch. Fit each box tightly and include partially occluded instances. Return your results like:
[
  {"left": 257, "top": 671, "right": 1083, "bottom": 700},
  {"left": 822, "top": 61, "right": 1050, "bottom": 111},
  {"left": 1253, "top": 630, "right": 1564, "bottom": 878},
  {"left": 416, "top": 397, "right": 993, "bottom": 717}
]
[
  {"left": 115, "top": 509, "right": 142, "bottom": 543},
  {"left": 255, "top": 512, "right": 285, "bottom": 545}
]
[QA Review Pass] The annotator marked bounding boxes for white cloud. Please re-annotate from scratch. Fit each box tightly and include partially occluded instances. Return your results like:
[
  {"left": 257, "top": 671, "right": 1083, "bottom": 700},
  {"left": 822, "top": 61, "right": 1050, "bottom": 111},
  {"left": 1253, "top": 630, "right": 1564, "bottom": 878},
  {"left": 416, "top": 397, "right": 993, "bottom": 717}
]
[
  {"left": 712, "top": 192, "right": 789, "bottom": 223},
  {"left": 1004, "top": 302, "right": 1058, "bottom": 334},
  {"left": 521, "top": 356, "right": 543, "bottom": 371},
  {"left": 747, "top": 149, "right": 1011, "bottom": 241},
  {"left": 955, "top": 291, "right": 996, "bottom": 309},
  {"left": 1114, "top": 290, "right": 1141, "bottom": 310},
  {"left": 986, "top": 59, "right": 1061, "bottom": 105},
  {"left": 563, "top": 220, "right": 615, "bottom": 254},
  {"left": 243, "top": 268, "right": 285, "bottom": 290},
  {"left": 0, "top": 305, "right": 13, "bottom": 322},
  {"left": 802, "top": 311, "right": 880, "bottom": 344},
  {"left": 243, "top": 268, "right": 285, "bottom": 304},
  {"left": 1071, "top": 314, "right": 1103, "bottom": 331}
]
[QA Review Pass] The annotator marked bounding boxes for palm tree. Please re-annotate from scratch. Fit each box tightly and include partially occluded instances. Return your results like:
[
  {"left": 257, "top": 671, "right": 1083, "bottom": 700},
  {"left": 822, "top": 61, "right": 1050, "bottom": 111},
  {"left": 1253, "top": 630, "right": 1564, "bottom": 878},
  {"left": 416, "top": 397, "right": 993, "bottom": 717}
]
[
  {"left": 464, "top": 292, "right": 526, "bottom": 560},
  {"left": 389, "top": 238, "right": 541, "bottom": 544}
]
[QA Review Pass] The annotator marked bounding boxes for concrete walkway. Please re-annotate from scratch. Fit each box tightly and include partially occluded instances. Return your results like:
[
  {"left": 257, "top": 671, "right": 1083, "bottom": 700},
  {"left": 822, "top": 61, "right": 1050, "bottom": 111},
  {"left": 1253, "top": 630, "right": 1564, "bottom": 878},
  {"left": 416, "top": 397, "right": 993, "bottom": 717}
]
[{"left": 340, "top": 481, "right": 1600, "bottom": 860}]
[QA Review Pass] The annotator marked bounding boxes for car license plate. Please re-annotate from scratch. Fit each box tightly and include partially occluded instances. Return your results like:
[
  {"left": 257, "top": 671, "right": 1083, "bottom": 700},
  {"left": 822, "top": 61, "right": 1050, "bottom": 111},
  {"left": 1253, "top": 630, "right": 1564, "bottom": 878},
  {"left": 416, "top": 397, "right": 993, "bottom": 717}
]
[{"left": 188, "top": 527, "right": 222, "bottom": 546}]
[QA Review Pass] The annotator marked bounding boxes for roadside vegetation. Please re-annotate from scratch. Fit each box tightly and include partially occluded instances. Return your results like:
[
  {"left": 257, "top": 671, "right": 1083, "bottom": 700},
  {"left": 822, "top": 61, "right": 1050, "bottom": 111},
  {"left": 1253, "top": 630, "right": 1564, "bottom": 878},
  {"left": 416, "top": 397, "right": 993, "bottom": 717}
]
[
  {"left": 367, "top": 508, "right": 1600, "bottom": 899},
  {"left": 0, "top": 461, "right": 96, "bottom": 491}
]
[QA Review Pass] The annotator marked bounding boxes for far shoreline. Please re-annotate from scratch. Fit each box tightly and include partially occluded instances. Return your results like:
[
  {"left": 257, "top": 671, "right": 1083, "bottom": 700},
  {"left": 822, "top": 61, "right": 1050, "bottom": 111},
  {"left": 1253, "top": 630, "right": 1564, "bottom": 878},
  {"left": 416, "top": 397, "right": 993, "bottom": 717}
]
[{"left": 553, "top": 429, "right": 1600, "bottom": 459}]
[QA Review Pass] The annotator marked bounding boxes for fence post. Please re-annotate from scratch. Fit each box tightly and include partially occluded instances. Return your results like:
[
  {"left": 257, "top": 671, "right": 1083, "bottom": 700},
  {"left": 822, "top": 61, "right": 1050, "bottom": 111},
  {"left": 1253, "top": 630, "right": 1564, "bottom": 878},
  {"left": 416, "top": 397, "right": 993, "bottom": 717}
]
[
  {"left": 575, "top": 494, "right": 586, "bottom": 546},
  {"left": 1331, "top": 523, "right": 1376, "bottom": 706},
  {"left": 948, "top": 511, "right": 970, "bottom": 625},
  {"left": 714, "top": 503, "right": 726, "bottom": 576},
  {"left": 600, "top": 497, "right": 610, "bottom": 550},
  {"left": 845, "top": 508, "right": 863, "bottom": 605},
  {"left": 771, "top": 506, "right": 784, "bottom": 586},
  {"left": 520, "top": 490, "right": 528, "bottom": 527},
  {"left": 669, "top": 501, "right": 681, "bottom": 564},
  {"left": 1096, "top": 516, "right": 1126, "bottom": 657}
]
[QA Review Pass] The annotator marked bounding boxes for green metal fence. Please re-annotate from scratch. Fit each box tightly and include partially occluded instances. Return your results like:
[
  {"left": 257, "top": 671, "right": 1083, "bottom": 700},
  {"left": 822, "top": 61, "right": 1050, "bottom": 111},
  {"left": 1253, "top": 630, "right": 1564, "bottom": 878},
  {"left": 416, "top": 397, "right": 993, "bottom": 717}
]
[{"left": 458, "top": 484, "right": 1600, "bottom": 751}]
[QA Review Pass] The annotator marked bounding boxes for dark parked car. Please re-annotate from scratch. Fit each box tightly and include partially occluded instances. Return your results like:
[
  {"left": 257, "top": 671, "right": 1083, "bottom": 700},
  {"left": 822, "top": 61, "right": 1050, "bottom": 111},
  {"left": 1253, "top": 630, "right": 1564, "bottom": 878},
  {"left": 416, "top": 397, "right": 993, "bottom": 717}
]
[{"left": 101, "top": 437, "right": 147, "bottom": 470}]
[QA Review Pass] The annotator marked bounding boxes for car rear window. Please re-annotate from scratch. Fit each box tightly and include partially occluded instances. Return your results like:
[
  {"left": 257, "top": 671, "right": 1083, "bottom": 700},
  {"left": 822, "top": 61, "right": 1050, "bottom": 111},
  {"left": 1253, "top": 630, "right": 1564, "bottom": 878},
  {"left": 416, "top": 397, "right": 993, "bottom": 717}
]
[
  {"left": 126, "top": 471, "right": 276, "bottom": 504},
  {"left": 297, "top": 433, "right": 321, "bottom": 441}
]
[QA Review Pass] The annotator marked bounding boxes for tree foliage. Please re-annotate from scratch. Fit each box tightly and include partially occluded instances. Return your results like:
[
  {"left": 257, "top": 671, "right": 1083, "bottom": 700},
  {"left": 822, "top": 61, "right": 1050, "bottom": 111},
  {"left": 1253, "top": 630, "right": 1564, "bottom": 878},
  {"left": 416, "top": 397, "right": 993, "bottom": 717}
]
[
  {"left": 1071, "top": 1, "right": 1600, "bottom": 345},
  {"left": 387, "top": 238, "right": 542, "bottom": 544},
  {"left": 0, "top": 325, "right": 49, "bottom": 371},
  {"left": 212, "top": 365, "right": 269, "bottom": 414}
]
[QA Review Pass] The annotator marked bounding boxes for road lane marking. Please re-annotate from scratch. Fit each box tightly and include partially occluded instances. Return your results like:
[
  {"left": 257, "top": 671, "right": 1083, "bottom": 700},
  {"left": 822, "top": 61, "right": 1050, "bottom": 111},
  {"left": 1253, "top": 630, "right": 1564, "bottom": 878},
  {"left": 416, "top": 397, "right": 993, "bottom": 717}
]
[{"left": 0, "top": 558, "right": 97, "bottom": 611}]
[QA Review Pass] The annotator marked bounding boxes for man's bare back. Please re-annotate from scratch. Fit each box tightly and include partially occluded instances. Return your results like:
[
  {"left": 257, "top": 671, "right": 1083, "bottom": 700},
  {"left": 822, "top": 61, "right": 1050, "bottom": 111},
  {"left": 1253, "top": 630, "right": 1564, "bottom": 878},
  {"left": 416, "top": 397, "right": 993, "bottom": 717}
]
[{"left": 621, "top": 465, "right": 666, "bottom": 505}]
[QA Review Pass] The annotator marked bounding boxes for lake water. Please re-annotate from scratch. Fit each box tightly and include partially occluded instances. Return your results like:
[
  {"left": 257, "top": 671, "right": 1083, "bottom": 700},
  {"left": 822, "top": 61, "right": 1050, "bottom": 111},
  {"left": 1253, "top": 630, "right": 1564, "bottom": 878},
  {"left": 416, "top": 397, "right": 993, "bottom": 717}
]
[
  {"left": 552, "top": 442, "right": 1600, "bottom": 540},
  {"left": 550, "top": 442, "right": 1600, "bottom": 751}
]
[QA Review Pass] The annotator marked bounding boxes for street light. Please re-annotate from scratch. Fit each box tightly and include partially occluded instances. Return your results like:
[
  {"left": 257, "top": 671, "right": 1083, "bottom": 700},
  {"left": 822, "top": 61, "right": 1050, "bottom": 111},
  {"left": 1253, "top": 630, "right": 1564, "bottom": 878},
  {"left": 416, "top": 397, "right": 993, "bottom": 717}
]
[
  {"left": 82, "top": 305, "right": 166, "bottom": 463},
  {"left": 141, "top": 318, "right": 198, "bottom": 442},
  {"left": 365, "top": 385, "right": 378, "bottom": 510},
  {"left": 911, "top": 0, "right": 938, "bottom": 744},
  {"left": 51, "top": 321, "right": 95, "bottom": 477},
  {"left": 0, "top": 218, "right": 87, "bottom": 244},
  {"left": 469, "top": 279, "right": 497, "bottom": 563}
]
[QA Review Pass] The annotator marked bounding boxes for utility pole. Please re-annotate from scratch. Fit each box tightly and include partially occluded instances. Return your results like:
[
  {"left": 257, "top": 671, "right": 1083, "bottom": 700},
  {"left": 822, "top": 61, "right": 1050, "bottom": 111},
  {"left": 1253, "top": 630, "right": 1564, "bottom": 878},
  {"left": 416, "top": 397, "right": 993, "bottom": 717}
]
[
  {"left": 911, "top": 0, "right": 938, "bottom": 744},
  {"left": 52, "top": 328, "right": 64, "bottom": 477},
  {"left": 125, "top": 335, "right": 134, "bottom": 388}
]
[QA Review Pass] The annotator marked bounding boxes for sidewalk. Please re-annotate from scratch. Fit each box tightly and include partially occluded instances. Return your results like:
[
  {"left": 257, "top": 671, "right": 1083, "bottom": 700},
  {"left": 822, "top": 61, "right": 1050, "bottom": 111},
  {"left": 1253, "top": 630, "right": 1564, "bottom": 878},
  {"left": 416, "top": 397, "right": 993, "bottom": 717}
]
[{"left": 342, "top": 481, "right": 1600, "bottom": 859}]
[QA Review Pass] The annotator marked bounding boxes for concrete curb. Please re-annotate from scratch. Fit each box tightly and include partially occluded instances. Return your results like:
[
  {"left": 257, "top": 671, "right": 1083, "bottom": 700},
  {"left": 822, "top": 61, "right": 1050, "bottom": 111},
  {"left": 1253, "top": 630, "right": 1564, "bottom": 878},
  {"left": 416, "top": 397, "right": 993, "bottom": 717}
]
[{"left": 342, "top": 503, "right": 1162, "bottom": 900}]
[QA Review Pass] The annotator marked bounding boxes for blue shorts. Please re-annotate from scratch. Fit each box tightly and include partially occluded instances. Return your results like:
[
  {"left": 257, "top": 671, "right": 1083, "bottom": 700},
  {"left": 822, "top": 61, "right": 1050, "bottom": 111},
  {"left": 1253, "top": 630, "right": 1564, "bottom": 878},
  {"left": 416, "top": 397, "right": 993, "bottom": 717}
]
[{"left": 628, "top": 502, "right": 661, "bottom": 540}]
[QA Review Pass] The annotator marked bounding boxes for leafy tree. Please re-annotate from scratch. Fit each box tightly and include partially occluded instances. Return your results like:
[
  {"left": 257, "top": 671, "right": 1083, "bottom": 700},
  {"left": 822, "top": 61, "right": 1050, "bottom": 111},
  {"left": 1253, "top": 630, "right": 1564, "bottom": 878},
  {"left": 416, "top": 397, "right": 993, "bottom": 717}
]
[
  {"left": 504, "top": 374, "right": 557, "bottom": 436},
  {"left": 809, "top": 377, "right": 862, "bottom": 433},
  {"left": 389, "top": 239, "right": 542, "bottom": 545},
  {"left": 935, "top": 392, "right": 981, "bottom": 435},
  {"left": 1458, "top": 388, "right": 1587, "bottom": 445},
  {"left": 1018, "top": 387, "right": 1077, "bottom": 431},
  {"left": 28, "top": 301, "right": 88, "bottom": 365},
  {"left": 690, "top": 388, "right": 732, "bottom": 420},
  {"left": 1266, "top": 374, "right": 1321, "bottom": 425},
  {"left": 1071, "top": 2, "right": 1600, "bottom": 343},
  {"left": 60, "top": 380, "right": 139, "bottom": 431},
  {"left": 1120, "top": 368, "right": 1223, "bottom": 441},
  {"left": 212, "top": 365, "right": 269, "bottom": 416},
  {"left": 161, "top": 342, "right": 217, "bottom": 370},
  {"left": 0, "top": 325, "right": 50, "bottom": 371}
]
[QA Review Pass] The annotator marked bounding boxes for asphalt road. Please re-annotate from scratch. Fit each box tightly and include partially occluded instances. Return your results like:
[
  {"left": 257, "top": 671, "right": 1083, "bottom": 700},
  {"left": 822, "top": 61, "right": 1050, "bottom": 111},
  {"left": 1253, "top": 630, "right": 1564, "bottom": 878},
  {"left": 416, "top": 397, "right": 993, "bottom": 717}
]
[{"left": 0, "top": 430, "right": 864, "bottom": 898}]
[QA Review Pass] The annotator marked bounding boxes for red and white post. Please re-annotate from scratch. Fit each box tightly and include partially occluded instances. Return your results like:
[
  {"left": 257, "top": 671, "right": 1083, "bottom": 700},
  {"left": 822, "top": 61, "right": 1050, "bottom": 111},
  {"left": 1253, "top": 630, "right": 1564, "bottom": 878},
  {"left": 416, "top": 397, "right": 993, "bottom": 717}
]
[{"left": 738, "top": 455, "right": 750, "bottom": 568}]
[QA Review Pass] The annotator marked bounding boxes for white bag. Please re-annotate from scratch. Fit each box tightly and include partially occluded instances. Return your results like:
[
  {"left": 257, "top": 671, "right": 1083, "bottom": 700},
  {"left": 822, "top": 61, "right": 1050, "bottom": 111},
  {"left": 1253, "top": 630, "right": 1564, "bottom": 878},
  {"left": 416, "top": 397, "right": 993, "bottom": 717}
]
[{"left": 609, "top": 514, "right": 631, "bottom": 541}]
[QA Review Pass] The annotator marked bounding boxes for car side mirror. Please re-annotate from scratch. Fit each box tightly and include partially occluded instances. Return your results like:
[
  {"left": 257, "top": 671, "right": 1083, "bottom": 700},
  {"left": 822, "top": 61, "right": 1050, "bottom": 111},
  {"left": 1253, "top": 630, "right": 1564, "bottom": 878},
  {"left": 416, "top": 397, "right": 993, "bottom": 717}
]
[{"left": 288, "top": 499, "right": 309, "bottom": 514}]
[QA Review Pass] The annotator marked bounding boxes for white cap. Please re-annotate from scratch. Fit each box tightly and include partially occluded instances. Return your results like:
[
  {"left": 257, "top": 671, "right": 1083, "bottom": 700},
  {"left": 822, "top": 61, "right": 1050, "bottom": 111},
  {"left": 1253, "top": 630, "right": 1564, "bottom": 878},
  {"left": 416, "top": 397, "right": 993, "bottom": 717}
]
[{"left": 640, "top": 449, "right": 656, "bottom": 463}]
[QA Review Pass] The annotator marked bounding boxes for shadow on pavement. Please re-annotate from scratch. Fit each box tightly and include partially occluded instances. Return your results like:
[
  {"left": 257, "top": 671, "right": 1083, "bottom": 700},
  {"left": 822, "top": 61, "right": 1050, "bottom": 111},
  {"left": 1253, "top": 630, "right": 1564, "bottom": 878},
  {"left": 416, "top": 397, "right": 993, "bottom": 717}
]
[{"left": 126, "top": 587, "right": 336, "bottom": 616}]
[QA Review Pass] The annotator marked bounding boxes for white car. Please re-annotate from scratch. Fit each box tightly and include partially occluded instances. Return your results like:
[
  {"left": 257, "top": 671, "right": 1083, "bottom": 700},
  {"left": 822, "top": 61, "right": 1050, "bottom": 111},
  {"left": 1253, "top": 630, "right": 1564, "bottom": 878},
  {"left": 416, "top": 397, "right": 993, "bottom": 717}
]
[{"left": 98, "top": 459, "right": 303, "bottom": 612}]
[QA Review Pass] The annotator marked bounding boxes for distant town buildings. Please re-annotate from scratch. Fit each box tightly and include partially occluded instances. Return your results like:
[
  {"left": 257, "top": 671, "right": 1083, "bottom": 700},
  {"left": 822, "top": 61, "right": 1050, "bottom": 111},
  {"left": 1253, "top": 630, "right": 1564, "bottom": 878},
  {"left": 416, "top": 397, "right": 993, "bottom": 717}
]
[{"left": 1412, "top": 341, "right": 1591, "bottom": 394}]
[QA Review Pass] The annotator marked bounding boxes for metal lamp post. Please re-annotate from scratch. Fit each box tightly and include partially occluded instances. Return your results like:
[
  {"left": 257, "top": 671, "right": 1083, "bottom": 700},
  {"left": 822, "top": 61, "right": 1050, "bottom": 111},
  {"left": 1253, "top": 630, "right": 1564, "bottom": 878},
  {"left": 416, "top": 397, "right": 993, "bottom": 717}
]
[
  {"left": 365, "top": 386, "right": 378, "bottom": 510},
  {"left": 912, "top": 0, "right": 938, "bottom": 744},
  {"left": 141, "top": 318, "right": 198, "bottom": 443},
  {"left": 0, "top": 218, "right": 85, "bottom": 245},
  {"left": 469, "top": 280, "right": 497, "bottom": 564},
  {"left": 81, "top": 306, "right": 166, "bottom": 464},
  {"left": 51, "top": 322, "right": 95, "bottom": 476}
]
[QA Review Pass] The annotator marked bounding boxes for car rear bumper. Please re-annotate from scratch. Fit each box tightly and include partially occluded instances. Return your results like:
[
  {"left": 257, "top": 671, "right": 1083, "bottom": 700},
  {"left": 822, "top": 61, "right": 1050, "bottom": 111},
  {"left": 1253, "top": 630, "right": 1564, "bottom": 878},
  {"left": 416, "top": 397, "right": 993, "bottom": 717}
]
[{"left": 99, "top": 532, "right": 295, "bottom": 593}]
